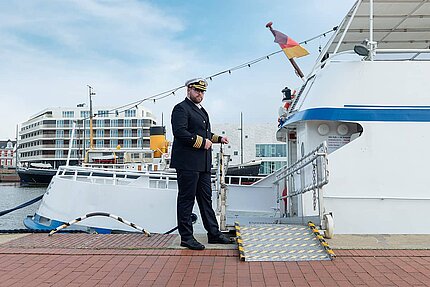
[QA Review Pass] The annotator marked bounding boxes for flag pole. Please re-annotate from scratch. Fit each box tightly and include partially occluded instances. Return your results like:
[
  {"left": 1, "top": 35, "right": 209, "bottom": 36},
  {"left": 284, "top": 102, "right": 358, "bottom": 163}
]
[{"left": 266, "top": 22, "right": 305, "bottom": 81}]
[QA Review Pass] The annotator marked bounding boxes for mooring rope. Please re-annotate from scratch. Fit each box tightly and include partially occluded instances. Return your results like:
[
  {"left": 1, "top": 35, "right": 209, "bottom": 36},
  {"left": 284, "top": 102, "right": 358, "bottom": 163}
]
[
  {"left": 0, "top": 195, "right": 43, "bottom": 217},
  {"left": 48, "top": 212, "right": 151, "bottom": 237},
  {"left": 163, "top": 213, "right": 197, "bottom": 235}
]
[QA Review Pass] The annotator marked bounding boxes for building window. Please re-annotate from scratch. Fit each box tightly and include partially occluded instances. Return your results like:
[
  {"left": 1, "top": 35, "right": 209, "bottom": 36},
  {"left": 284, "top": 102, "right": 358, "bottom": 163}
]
[
  {"left": 97, "top": 110, "right": 109, "bottom": 117},
  {"left": 111, "top": 119, "right": 118, "bottom": 127},
  {"left": 56, "top": 120, "right": 64, "bottom": 127},
  {"left": 96, "top": 140, "right": 104, "bottom": 148},
  {"left": 125, "top": 110, "right": 136, "bottom": 117},
  {"left": 256, "top": 144, "right": 287, "bottom": 157},
  {"left": 56, "top": 130, "right": 64, "bottom": 138},
  {"left": 55, "top": 140, "right": 63, "bottom": 148},
  {"left": 124, "top": 129, "right": 132, "bottom": 137},
  {"left": 81, "top": 111, "right": 90, "bottom": 118},
  {"left": 124, "top": 119, "right": 132, "bottom": 127},
  {"left": 62, "top": 111, "right": 74, "bottom": 118},
  {"left": 110, "top": 139, "right": 118, "bottom": 148},
  {"left": 96, "top": 120, "right": 104, "bottom": 127},
  {"left": 95, "top": 129, "right": 104, "bottom": 138},
  {"left": 55, "top": 150, "right": 63, "bottom": 158},
  {"left": 124, "top": 139, "right": 132, "bottom": 148},
  {"left": 110, "top": 129, "right": 118, "bottom": 137}
]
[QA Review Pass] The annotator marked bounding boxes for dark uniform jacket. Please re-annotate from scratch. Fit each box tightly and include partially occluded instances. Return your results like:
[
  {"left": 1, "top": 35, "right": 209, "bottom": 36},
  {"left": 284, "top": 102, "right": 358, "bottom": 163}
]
[{"left": 170, "top": 98, "right": 223, "bottom": 172}]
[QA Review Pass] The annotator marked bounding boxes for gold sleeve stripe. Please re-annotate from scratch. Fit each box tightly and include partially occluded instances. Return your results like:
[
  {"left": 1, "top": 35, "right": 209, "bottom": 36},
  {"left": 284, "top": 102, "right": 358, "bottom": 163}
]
[
  {"left": 211, "top": 135, "right": 220, "bottom": 142},
  {"left": 193, "top": 135, "right": 204, "bottom": 148}
]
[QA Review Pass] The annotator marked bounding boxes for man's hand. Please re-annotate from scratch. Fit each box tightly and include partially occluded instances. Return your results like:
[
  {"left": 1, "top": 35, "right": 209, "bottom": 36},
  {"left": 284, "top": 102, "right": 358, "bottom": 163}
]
[
  {"left": 204, "top": 139, "right": 212, "bottom": 150},
  {"left": 221, "top": 137, "right": 229, "bottom": 144}
]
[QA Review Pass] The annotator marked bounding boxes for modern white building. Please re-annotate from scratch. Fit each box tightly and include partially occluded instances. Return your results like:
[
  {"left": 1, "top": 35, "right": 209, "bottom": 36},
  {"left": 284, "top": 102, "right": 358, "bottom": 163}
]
[
  {"left": 18, "top": 105, "right": 157, "bottom": 168},
  {"left": 211, "top": 123, "right": 287, "bottom": 174}
]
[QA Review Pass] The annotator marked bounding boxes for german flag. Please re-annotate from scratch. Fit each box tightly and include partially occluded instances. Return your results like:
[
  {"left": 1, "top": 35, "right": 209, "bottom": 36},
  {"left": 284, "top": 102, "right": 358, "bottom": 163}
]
[{"left": 272, "top": 29, "right": 309, "bottom": 59}]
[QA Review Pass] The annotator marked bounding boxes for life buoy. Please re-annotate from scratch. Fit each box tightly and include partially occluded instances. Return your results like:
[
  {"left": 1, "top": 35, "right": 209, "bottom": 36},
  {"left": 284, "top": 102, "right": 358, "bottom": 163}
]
[{"left": 282, "top": 187, "right": 288, "bottom": 205}]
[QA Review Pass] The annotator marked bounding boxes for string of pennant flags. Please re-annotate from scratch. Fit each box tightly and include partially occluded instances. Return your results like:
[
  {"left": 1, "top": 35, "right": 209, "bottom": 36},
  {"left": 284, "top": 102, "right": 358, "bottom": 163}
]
[{"left": 84, "top": 26, "right": 338, "bottom": 120}]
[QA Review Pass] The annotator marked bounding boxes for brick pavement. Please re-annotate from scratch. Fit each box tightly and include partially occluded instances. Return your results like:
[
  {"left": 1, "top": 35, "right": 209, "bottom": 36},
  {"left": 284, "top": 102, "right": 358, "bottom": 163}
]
[{"left": 0, "top": 233, "right": 429, "bottom": 286}]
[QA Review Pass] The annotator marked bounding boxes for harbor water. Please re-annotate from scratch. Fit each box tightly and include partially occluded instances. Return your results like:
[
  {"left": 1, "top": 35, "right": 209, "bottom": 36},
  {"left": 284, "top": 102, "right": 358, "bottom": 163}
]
[{"left": 0, "top": 183, "right": 45, "bottom": 230}]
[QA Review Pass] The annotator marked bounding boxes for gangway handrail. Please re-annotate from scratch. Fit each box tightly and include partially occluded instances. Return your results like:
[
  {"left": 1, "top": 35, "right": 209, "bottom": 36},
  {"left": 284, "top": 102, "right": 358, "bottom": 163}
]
[
  {"left": 272, "top": 142, "right": 329, "bottom": 224},
  {"left": 273, "top": 142, "right": 327, "bottom": 186}
]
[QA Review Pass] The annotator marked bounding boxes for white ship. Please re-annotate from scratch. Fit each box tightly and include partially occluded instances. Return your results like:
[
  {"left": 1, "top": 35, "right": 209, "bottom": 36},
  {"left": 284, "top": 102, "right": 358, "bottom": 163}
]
[{"left": 276, "top": 0, "right": 430, "bottom": 235}]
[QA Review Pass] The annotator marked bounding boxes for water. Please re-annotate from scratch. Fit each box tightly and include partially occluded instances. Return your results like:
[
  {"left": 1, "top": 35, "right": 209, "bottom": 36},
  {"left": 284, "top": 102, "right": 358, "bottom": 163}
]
[{"left": 0, "top": 183, "right": 45, "bottom": 230}]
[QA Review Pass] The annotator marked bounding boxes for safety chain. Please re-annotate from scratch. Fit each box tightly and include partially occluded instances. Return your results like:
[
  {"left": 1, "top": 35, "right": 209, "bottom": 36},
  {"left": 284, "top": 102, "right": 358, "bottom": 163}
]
[
  {"left": 312, "top": 161, "right": 317, "bottom": 211},
  {"left": 308, "top": 222, "right": 336, "bottom": 259}
]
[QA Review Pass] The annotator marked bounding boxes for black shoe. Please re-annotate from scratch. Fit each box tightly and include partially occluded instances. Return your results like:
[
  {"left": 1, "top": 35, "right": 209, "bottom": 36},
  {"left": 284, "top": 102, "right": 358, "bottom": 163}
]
[
  {"left": 180, "top": 238, "right": 205, "bottom": 250},
  {"left": 208, "top": 233, "right": 233, "bottom": 244}
]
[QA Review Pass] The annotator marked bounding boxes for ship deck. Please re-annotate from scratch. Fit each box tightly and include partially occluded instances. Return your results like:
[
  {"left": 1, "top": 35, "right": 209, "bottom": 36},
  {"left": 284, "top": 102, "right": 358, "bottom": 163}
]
[{"left": 0, "top": 233, "right": 429, "bottom": 286}]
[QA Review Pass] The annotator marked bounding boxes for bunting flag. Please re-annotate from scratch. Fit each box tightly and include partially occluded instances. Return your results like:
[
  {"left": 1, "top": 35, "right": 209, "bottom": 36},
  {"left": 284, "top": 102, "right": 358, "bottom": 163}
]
[{"left": 272, "top": 29, "right": 309, "bottom": 59}]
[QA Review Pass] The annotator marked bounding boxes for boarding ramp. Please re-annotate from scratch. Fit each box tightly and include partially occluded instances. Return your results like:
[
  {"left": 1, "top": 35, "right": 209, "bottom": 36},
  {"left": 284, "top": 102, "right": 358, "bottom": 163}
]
[
  {"left": 219, "top": 142, "right": 333, "bottom": 261},
  {"left": 235, "top": 222, "right": 334, "bottom": 262},
  {"left": 272, "top": 142, "right": 332, "bottom": 235}
]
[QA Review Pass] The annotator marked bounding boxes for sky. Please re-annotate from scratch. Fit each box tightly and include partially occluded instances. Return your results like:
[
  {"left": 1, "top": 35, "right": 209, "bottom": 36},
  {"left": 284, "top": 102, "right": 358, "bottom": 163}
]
[{"left": 0, "top": 0, "right": 356, "bottom": 140}]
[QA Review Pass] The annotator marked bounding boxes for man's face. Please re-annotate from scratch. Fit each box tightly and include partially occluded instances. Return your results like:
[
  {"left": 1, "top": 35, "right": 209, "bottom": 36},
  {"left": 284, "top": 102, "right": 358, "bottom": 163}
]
[{"left": 188, "top": 87, "right": 205, "bottom": 104}]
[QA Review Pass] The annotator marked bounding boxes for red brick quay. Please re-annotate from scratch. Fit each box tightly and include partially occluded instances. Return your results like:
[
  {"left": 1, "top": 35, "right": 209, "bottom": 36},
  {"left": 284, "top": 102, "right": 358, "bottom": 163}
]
[{"left": 0, "top": 233, "right": 429, "bottom": 286}]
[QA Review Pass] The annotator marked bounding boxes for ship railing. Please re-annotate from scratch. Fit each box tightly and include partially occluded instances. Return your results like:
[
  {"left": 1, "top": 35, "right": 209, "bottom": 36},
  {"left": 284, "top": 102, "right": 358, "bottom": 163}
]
[
  {"left": 272, "top": 142, "right": 329, "bottom": 224},
  {"left": 55, "top": 165, "right": 178, "bottom": 188}
]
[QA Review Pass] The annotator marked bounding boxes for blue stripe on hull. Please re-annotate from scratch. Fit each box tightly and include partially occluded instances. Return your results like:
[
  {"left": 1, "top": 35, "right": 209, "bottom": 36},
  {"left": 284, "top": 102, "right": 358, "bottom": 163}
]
[{"left": 282, "top": 107, "right": 430, "bottom": 126}]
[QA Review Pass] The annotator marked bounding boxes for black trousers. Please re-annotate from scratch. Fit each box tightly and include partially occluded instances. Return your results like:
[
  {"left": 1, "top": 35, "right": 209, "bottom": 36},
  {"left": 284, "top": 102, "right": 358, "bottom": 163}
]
[{"left": 176, "top": 170, "right": 220, "bottom": 240}]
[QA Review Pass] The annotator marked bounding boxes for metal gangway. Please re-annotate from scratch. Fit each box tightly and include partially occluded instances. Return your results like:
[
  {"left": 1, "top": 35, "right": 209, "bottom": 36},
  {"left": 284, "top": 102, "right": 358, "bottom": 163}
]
[{"left": 220, "top": 142, "right": 334, "bottom": 261}]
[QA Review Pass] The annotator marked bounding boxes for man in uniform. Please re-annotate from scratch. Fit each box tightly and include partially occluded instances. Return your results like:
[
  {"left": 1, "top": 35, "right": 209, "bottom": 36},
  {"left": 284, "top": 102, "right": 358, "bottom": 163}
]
[{"left": 170, "top": 78, "right": 232, "bottom": 250}]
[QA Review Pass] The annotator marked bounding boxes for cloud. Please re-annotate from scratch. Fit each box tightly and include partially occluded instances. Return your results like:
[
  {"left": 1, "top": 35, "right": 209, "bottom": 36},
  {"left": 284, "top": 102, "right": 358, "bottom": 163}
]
[{"left": 0, "top": 0, "right": 357, "bottom": 140}]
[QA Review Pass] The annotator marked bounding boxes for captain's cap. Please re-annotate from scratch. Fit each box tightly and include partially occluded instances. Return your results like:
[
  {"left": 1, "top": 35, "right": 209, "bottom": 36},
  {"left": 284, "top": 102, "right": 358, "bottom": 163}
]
[{"left": 185, "top": 78, "right": 208, "bottom": 91}]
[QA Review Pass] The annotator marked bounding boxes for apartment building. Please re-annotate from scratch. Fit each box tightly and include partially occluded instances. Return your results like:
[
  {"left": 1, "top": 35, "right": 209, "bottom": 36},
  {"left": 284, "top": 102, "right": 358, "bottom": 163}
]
[{"left": 19, "top": 105, "right": 156, "bottom": 168}]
